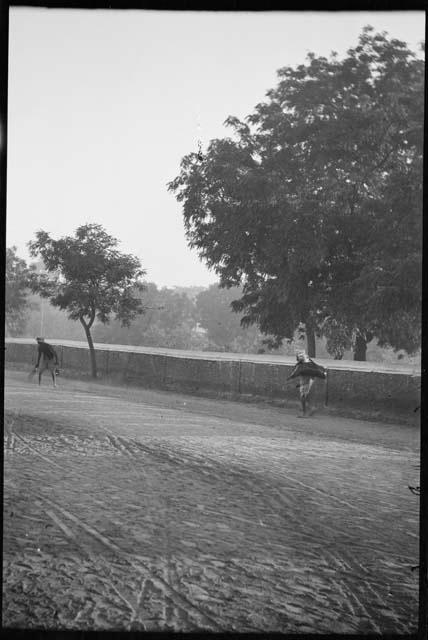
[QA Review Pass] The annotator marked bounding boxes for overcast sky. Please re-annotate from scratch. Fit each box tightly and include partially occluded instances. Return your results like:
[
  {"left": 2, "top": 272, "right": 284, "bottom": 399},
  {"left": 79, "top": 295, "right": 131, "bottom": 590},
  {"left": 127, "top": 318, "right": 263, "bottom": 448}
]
[{"left": 7, "top": 9, "right": 425, "bottom": 287}]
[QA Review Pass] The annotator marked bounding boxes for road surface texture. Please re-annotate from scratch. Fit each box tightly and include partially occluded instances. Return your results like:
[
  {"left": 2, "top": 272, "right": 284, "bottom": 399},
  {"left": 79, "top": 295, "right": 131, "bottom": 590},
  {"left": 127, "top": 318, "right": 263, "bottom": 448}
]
[{"left": 3, "top": 369, "right": 419, "bottom": 633}]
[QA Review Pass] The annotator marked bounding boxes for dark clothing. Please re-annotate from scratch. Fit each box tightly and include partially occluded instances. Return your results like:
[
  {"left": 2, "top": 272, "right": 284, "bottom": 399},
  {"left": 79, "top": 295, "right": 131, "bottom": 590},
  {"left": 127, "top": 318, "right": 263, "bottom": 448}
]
[
  {"left": 36, "top": 342, "right": 58, "bottom": 367},
  {"left": 287, "top": 358, "right": 327, "bottom": 381}
]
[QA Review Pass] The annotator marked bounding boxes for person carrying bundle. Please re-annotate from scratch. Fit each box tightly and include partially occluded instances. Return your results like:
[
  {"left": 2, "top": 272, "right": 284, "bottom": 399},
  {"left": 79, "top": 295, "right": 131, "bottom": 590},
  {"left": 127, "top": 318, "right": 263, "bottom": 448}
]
[{"left": 287, "top": 350, "right": 327, "bottom": 418}]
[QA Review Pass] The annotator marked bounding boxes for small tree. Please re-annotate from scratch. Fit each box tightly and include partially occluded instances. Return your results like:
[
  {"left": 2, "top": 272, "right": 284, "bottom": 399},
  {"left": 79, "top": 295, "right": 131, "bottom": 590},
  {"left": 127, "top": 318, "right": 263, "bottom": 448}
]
[
  {"left": 28, "top": 224, "right": 146, "bottom": 377},
  {"left": 5, "top": 247, "right": 34, "bottom": 336}
]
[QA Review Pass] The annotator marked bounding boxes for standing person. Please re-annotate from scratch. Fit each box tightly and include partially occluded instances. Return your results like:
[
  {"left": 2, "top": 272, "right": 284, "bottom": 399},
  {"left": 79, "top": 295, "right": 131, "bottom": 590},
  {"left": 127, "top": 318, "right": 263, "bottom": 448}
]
[
  {"left": 33, "top": 337, "right": 59, "bottom": 388},
  {"left": 287, "top": 350, "right": 326, "bottom": 418}
]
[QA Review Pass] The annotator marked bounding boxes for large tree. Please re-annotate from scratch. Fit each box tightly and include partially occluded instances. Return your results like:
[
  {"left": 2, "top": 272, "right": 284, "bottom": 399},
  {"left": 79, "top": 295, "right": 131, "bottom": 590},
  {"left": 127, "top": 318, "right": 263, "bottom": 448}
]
[
  {"left": 28, "top": 224, "right": 146, "bottom": 377},
  {"left": 5, "top": 247, "right": 33, "bottom": 336},
  {"left": 169, "top": 27, "right": 423, "bottom": 359}
]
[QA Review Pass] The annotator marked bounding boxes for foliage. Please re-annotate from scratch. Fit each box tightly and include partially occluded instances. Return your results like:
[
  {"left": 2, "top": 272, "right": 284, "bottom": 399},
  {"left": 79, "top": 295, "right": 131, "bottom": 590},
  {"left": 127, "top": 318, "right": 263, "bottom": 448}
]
[
  {"left": 28, "top": 224, "right": 146, "bottom": 376},
  {"left": 169, "top": 27, "right": 423, "bottom": 359},
  {"left": 5, "top": 247, "right": 34, "bottom": 336},
  {"left": 24, "top": 293, "right": 87, "bottom": 342},
  {"left": 321, "top": 317, "right": 353, "bottom": 360},
  {"left": 195, "top": 284, "right": 265, "bottom": 352},
  {"left": 92, "top": 282, "right": 201, "bottom": 350}
]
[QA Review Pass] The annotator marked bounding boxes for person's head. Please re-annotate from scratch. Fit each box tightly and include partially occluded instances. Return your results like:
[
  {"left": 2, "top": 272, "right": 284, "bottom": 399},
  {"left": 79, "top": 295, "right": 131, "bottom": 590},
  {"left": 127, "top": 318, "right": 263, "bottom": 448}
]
[
  {"left": 296, "top": 349, "right": 307, "bottom": 362},
  {"left": 36, "top": 337, "right": 45, "bottom": 343}
]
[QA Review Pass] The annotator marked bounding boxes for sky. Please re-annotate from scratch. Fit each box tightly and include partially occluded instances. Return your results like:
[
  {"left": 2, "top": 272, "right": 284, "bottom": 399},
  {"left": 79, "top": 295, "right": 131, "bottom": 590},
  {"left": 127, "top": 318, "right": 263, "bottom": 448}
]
[{"left": 7, "top": 9, "right": 425, "bottom": 287}]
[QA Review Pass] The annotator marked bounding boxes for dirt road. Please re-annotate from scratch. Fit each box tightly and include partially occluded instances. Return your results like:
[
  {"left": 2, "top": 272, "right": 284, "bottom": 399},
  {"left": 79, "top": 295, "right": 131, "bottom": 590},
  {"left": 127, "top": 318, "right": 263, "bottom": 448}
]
[{"left": 3, "top": 370, "right": 419, "bottom": 632}]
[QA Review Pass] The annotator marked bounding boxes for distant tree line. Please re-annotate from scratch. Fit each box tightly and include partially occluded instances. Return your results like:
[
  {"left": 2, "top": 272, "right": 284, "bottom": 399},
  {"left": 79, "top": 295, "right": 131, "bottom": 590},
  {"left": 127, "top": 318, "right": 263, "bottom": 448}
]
[
  {"left": 6, "top": 241, "right": 419, "bottom": 368},
  {"left": 5, "top": 240, "right": 268, "bottom": 357},
  {"left": 5, "top": 239, "right": 268, "bottom": 355}
]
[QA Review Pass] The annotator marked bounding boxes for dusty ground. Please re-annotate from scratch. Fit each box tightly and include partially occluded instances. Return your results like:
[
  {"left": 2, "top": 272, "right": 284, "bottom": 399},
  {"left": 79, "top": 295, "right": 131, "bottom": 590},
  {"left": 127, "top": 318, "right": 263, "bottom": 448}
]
[{"left": 3, "top": 369, "right": 419, "bottom": 633}]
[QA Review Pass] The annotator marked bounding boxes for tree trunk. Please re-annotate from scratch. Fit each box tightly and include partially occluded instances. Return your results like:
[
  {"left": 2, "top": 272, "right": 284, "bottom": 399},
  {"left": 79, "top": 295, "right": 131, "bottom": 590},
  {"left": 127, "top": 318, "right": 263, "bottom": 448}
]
[
  {"left": 80, "top": 318, "right": 97, "bottom": 377},
  {"left": 353, "top": 334, "right": 367, "bottom": 361},
  {"left": 306, "top": 324, "right": 316, "bottom": 358}
]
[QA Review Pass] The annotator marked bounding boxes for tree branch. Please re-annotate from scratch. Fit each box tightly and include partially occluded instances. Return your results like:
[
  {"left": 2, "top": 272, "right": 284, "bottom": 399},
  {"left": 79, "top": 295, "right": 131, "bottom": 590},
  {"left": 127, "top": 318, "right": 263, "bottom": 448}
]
[{"left": 87, "top": 307, "right": 96, "bottom": 330}]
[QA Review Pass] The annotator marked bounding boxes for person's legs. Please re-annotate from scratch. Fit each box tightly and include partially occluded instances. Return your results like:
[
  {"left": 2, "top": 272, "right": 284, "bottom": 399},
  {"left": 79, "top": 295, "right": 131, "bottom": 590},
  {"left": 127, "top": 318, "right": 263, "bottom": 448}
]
[
  {"left": 298, "top": 377, "right": 308, "bottom": 417},
  {"left": 305, "top": 378, "right": 315, "bottom": 415},
  {"left": 300, "top": 392, "right": 307, "bottom": 416},
  {"left": 298, "top": 377, "right": 314, "bottom": 417},
  {"left": 38, "top": 356, "right": 48, "bottom": 386},
  {"left": 45, "top": 359, "right": 57, "bottom": 387}
]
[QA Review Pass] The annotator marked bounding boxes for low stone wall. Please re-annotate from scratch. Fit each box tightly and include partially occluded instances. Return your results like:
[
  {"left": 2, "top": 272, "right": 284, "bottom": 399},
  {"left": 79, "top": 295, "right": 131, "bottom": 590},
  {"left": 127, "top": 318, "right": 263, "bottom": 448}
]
[{"left": 5, "top": 339, "right": 420, "bottom": 419}]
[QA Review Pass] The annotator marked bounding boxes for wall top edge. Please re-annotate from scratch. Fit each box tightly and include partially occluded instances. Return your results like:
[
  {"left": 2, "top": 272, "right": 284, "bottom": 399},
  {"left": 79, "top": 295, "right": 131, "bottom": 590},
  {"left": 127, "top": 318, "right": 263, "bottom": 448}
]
[{"left": 5, "top": 338, "right": 420, "bottom": 377}]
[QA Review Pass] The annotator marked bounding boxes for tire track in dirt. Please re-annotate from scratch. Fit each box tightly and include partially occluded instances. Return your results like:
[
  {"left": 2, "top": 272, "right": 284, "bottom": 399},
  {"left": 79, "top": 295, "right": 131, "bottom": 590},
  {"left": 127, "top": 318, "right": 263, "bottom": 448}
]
[
  {"left": 6, "top": 426, "right": 303, "bottom": 630},
  {"left": 151, "top": 439, "right": 419, "bottom": 551},
  {"left": 5, "top": 392, "right": 418, "bottom": 633},
  {"left": 98, "top": 430, "right": 417, "bottom": 628},
  {"left": 10, "top": 431, "right": 65, "bottom": 470},
  {"left": 192, "top": 442, "right": 406, "bottom": 518},
  {"left": 19, "top": 501, "right": 140, "bottom": 627},
  {"left": 322, "top": 546, "right": 414, "bottom": 634},
  {"left": 4, "top": 432, "right": 16, "bottom": 451},
  {"left": 106, "top": 431, "right": 193, "bottom": 632},
  {"left": 129, "top": 578, "right": 151, "bottom": 629},
  {"left": 77, "top": 431, "right": 417, "bottom": 565},
  {"left": 103, "top": 433, "right": 148, "bottom": 479},
  {"left": 130, "top": 435, "right": 418, "bottom": 632},
  {"left": 34, "top": 494, "right": 224, "bottom": 631},
  {"left": 5, "top": 423, "right": 222, "bottom": 630},
  {"left": 150, "top": 444, "right": 380, "bottom": 550},
  {"left": 7, "top": 426, "right": 222, "bottom": 631},
  {"left": 7, "top": 422, "right": 416, "bottom": 562}
]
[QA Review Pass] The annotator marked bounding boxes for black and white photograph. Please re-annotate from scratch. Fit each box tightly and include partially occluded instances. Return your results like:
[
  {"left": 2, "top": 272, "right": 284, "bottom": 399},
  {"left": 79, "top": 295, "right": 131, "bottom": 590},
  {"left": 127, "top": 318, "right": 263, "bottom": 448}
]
[{"left": 3, "top": 5, "right": 424, "bottom": 634}]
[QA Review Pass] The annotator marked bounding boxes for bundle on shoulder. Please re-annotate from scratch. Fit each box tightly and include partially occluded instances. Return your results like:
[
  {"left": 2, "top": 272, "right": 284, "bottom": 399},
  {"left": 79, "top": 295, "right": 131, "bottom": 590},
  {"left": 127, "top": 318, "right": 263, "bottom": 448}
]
[{"left": 287, "top": 351, "right": 327, "bottom": 380}]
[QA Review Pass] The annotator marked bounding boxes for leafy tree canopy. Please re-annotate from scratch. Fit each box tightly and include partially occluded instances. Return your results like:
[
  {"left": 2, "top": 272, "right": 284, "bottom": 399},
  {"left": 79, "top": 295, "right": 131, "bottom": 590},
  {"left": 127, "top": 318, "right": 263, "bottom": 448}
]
[
  {"left": 28, "top": 224, "right": 147, "bottom": 376},
  {"left": 169, "top": 27, "right": 423, "bottom": 358}
]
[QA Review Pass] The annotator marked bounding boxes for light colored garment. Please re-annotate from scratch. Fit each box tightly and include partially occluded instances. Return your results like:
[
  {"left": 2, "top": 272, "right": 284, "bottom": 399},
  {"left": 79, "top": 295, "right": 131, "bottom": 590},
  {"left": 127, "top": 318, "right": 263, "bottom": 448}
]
[{"left": 298, "top": 375, "right": 314, "bottom": 398}]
